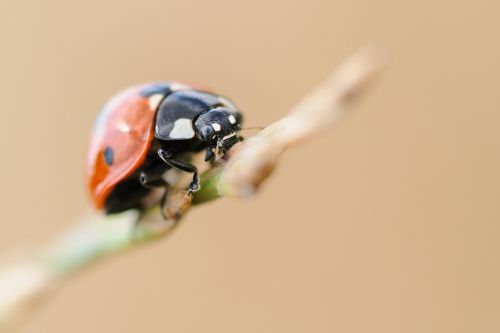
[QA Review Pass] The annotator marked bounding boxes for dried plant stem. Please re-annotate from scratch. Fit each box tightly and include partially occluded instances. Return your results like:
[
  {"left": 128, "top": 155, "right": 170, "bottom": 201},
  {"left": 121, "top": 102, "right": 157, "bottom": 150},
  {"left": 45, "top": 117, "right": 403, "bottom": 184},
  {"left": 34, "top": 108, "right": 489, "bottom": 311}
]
[{"left": 0, "top": 47, "right": 384, "bottom": 329}]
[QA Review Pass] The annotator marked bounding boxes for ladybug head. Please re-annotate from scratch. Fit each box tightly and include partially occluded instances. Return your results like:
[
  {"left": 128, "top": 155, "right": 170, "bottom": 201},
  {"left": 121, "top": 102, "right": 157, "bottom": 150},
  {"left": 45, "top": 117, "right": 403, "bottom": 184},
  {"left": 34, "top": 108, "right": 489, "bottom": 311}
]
[{"left": 194, "top": 107, "right": 243, "bottom": 161}]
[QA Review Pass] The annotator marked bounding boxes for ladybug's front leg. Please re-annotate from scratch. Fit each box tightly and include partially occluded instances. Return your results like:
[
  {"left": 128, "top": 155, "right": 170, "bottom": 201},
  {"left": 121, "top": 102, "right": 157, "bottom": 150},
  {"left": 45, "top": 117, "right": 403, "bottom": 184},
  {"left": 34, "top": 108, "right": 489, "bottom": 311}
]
[{"left": 158, "top": 148, "right": 200, "bottom": 194}]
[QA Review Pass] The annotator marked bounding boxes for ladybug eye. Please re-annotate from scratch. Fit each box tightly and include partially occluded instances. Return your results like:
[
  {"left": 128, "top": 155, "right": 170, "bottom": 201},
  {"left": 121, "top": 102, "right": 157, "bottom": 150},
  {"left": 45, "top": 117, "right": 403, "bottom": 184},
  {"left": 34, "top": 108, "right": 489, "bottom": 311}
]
[
  {"left": 201, "top": 126, "right": 215, "bottom": 141},
  {"left": 103, "top": 147, "right": 114, "bottom": 166}
]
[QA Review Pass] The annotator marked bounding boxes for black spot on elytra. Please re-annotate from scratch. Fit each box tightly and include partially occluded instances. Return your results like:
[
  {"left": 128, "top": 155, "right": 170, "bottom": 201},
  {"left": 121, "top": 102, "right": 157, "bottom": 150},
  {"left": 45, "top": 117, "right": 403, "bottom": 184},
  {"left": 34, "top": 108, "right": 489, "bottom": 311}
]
[{"left": 103, "top": 147, "right": 114, "bottom": 166}]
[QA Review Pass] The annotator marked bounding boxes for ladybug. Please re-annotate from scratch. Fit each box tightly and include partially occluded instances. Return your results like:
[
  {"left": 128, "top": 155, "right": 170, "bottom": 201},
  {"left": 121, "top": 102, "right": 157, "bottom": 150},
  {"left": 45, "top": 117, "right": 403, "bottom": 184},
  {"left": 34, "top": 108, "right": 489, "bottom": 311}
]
[{"left": 86, "top": 82, "right": 243, "bottom": 217}]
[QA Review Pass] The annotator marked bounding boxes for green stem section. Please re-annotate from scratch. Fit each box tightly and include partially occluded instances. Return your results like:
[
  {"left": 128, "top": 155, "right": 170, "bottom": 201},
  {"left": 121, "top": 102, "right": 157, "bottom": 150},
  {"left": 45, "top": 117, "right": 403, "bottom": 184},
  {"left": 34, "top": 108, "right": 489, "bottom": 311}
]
[
  {"left": 39, "top": 210, "right": 141, "bottom": 275},
  {"left": 192, "top": 167, "right": 224, "bottom": 205},
  {"left": 39, "top": 166, "right": 226, "bottom": 277}
]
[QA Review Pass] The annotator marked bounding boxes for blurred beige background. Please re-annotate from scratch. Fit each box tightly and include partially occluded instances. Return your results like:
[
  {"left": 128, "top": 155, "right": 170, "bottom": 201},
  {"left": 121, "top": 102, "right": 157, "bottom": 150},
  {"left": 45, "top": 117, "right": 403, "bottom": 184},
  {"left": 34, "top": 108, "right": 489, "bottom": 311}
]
[{"left": 0, "top": 0, "right": 498, "bottom": 332}]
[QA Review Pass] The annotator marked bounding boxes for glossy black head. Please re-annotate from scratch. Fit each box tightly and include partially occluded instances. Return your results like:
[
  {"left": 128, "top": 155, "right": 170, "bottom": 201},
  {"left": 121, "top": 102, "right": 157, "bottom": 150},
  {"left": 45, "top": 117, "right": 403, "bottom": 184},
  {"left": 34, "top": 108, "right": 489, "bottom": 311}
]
[{"left": 194, "top": 107, "right": 243, "bottom": 160}]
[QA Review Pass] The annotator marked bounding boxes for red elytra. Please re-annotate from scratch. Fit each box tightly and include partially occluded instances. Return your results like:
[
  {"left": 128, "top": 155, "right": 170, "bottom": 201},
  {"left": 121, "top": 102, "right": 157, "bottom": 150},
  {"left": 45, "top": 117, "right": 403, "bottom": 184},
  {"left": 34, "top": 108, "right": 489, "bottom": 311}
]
[{"left": 87, "top": 84, "right": 157, "bottom": 209}]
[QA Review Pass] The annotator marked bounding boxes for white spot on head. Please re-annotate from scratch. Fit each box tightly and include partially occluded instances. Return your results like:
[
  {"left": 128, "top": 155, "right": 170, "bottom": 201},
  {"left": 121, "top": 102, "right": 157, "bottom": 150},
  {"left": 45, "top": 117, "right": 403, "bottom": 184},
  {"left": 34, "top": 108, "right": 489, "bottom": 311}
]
[
  {"left": 148, "top": 94, "right": 164, "bottom": 110},
  {"left": 211, "top": 123, "right": 221, "bottom": 132},
  {"left": 169, "top": 118, "right": 195, "bottom": 139},
  {"left": 228, "top": 115, "right": 236, "bottom": 124}
]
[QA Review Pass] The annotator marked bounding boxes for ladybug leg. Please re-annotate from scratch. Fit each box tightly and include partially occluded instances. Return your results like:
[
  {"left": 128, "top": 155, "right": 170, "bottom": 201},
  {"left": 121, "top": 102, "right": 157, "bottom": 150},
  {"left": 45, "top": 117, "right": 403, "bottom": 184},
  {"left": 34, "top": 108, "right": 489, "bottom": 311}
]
[
  {"left": 158, "top": 148, "right": 200, "bottom": 194},
  {"left": 138, "top": 163, "right": 173, "bottom": 220},
  {"left": 204, "top": 147, "right": 215, "bottom": 162},
  {"left": 139, "top": 163, "right": 169, "bottom": 189},
  {"left": 159, "top": 191, "right": 169, "bottom": 219}
]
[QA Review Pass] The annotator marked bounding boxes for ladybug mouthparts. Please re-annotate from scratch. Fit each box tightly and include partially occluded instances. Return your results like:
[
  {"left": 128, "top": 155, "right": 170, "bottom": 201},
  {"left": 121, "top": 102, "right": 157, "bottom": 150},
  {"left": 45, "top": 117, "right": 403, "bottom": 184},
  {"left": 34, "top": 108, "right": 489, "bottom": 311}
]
[{"left": 217, "top": 132, "right": 241, "bottom": 153}]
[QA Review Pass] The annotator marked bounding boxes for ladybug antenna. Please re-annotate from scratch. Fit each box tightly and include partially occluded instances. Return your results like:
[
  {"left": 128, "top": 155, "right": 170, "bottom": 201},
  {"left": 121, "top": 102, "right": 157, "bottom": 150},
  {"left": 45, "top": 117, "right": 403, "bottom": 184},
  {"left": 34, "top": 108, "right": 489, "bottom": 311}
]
[{"left": 240, "top": 126, "right": 265, "bottom": 131}]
